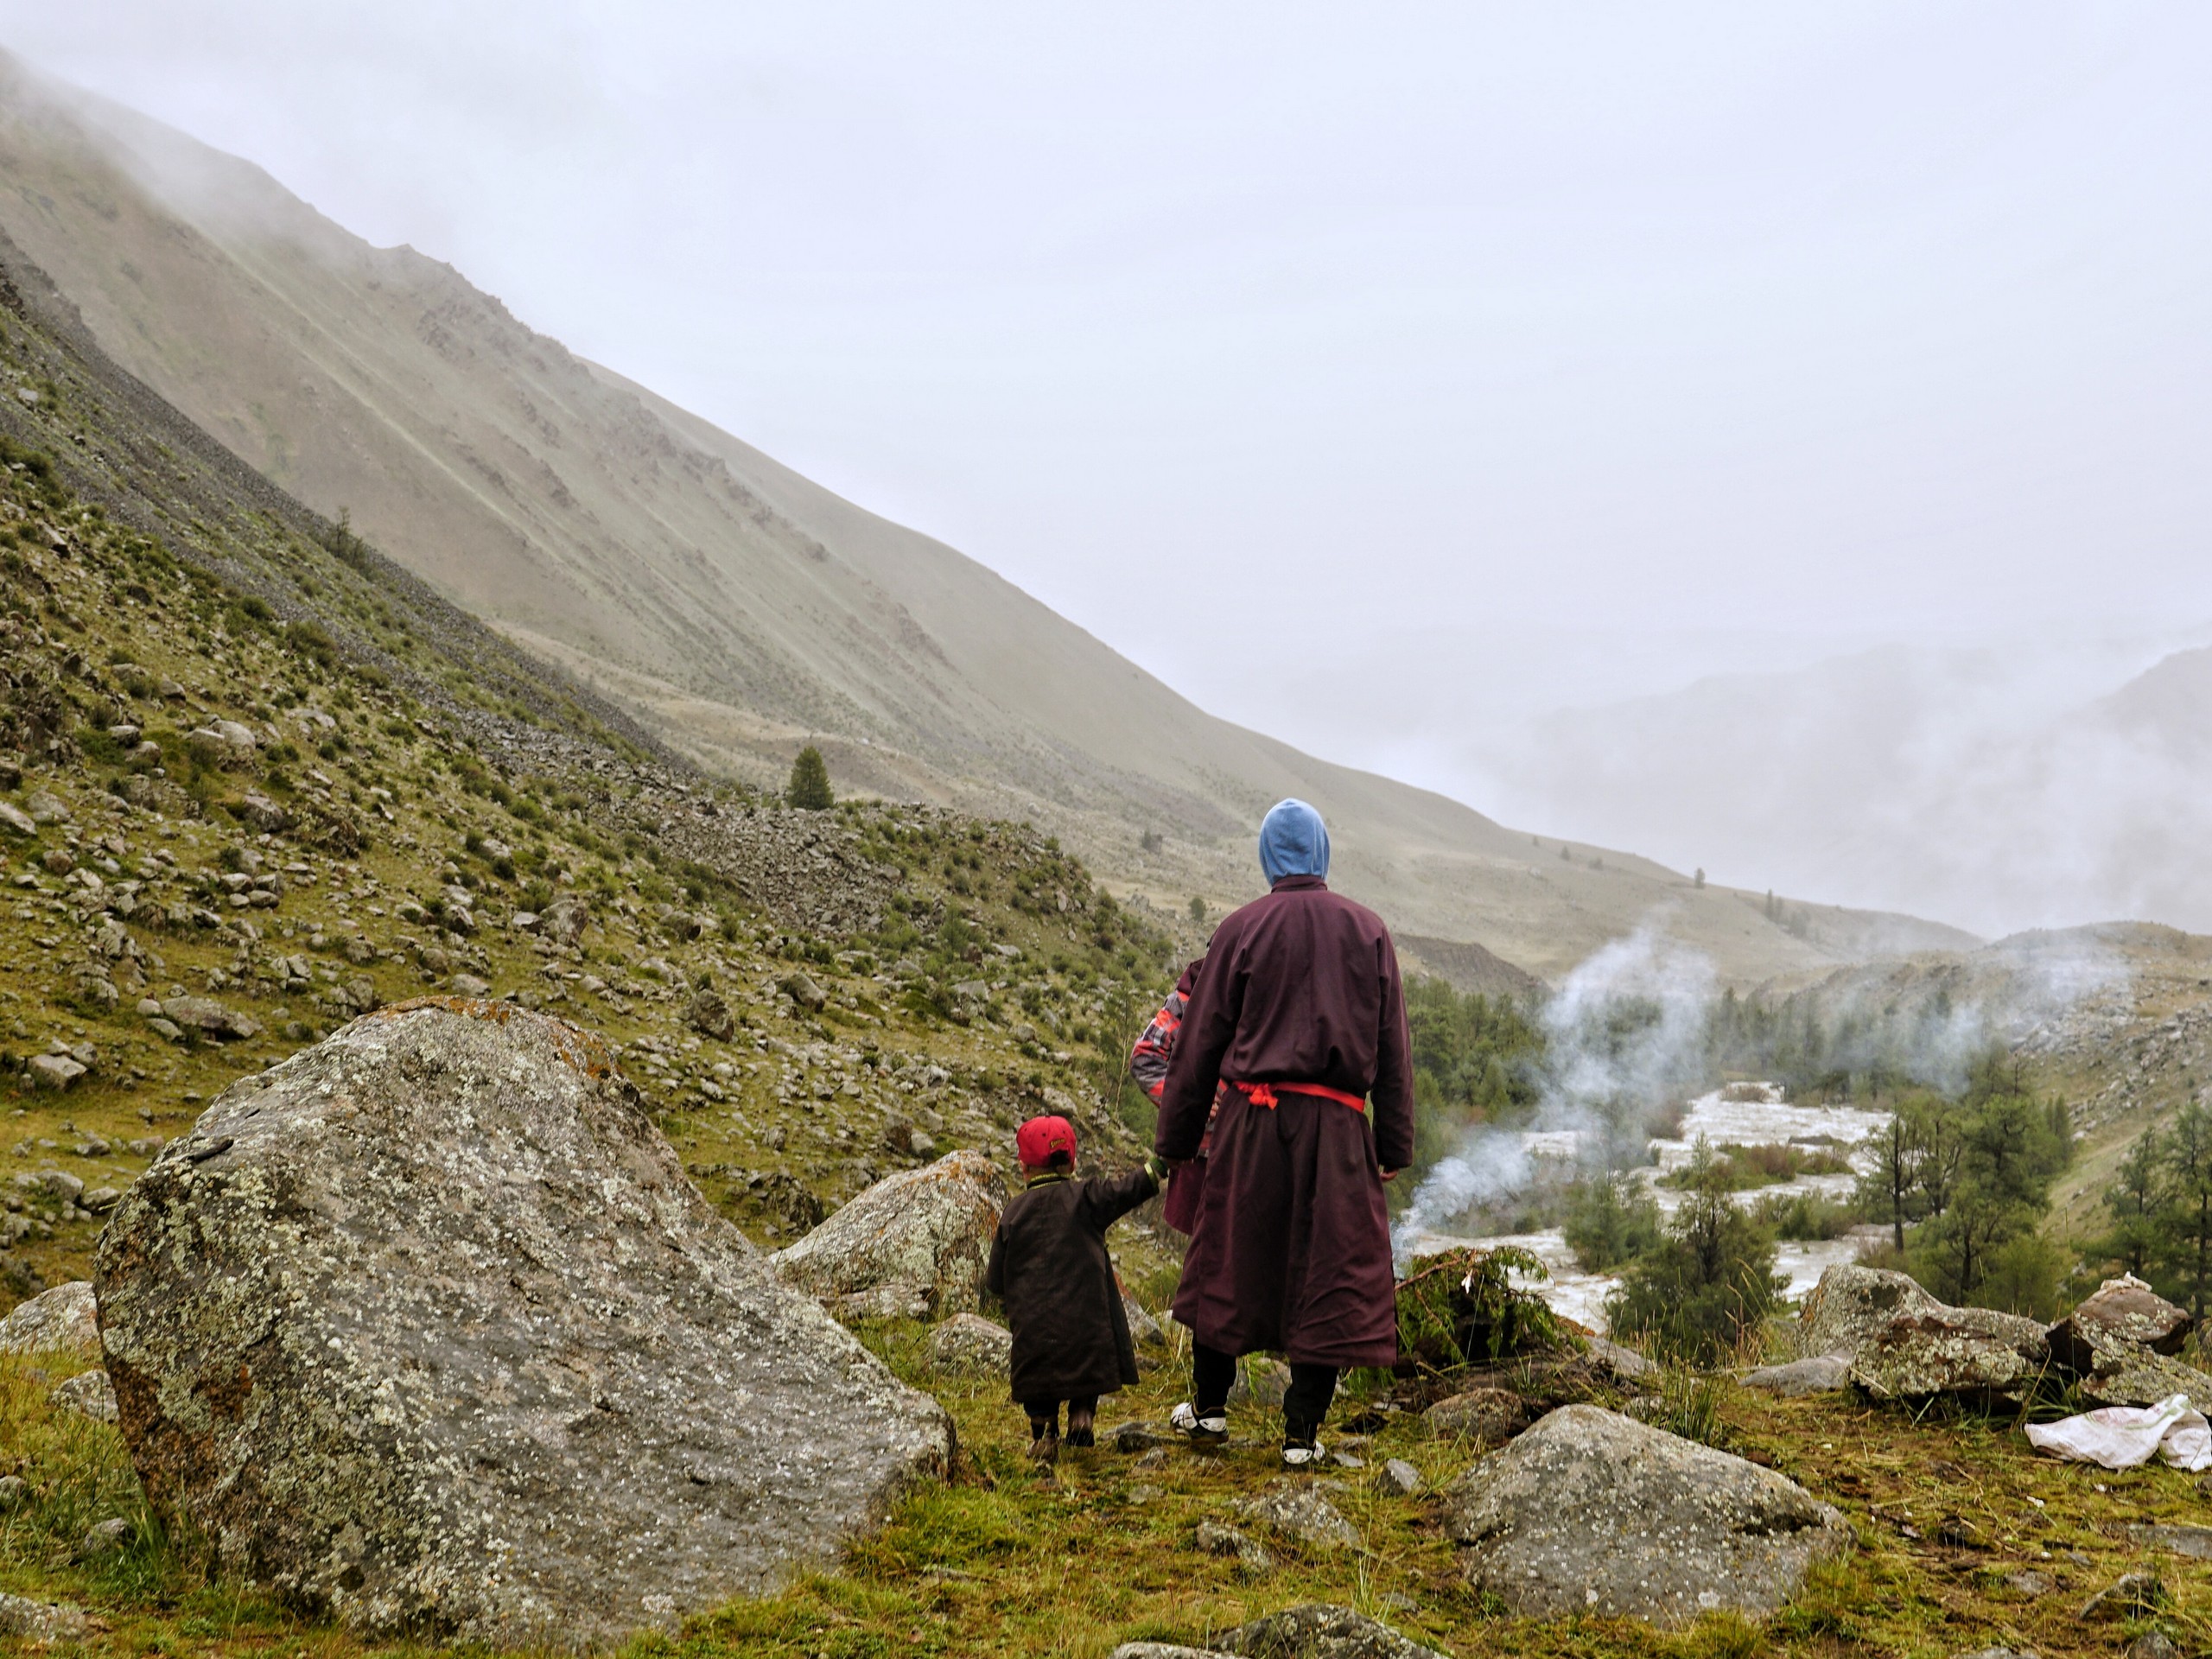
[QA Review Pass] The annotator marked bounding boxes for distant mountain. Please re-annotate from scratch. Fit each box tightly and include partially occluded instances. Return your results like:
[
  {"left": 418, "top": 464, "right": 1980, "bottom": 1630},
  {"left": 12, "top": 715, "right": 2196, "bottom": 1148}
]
[
  {"left": 1471, "top": 637, "right": 2212, "bottom": 938},
  {"left": 0, "top": 51, "right": 1973, "bottom": 981}
]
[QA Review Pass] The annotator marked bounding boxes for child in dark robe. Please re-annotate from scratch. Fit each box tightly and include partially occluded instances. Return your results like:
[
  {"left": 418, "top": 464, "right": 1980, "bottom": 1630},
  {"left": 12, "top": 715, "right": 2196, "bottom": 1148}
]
[{"left": 984, "top": 1114, "right": 1162, "bottom": 1462}]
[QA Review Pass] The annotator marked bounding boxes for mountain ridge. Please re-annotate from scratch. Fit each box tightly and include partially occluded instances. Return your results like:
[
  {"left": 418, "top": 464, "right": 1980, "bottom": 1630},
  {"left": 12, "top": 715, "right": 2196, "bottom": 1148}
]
[{"left": 0, "top": 49, "right": 1974, "bottom": 982}]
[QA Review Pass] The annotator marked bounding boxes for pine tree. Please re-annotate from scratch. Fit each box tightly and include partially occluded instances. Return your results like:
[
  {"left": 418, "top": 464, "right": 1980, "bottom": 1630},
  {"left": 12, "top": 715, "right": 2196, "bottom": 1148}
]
[{"left": 786, "top": 746, "right": 833, "bottom": 810}]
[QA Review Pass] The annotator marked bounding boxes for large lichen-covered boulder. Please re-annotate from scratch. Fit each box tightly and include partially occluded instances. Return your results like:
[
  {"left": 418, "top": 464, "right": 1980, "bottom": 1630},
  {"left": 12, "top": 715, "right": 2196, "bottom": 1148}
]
[
  {"left": 1797, "top": 1263, "right": 1942, "bottom": 1360},
  {"left": 1848, "top": 1306, "right": 2051, "bottom": 1405},
  {"left": 1444, "top": 1405, "right": 1852, "bottom": 1627},
  {"left": 95, "top": 1000, "right": 951, "bottom": 1649},
  {"left": 0, "top": 1281, "right": 99, "bottom": 1355},
  {"left": 772, "top": 1148, "right": 1005, "bottom": 1319}
]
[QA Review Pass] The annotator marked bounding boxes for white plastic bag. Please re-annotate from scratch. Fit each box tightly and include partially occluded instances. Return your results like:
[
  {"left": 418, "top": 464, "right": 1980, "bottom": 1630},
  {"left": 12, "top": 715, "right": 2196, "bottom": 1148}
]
[{"left": 2024, "top": 1393, "right": 2212, "bottom": 1472}]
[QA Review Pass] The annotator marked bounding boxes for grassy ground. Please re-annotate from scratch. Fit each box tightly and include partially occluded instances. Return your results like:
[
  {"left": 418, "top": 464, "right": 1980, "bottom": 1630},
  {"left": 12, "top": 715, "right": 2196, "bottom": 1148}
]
[{"left": 7, "top": 1319, "right": 2212, "bottom": 1659}]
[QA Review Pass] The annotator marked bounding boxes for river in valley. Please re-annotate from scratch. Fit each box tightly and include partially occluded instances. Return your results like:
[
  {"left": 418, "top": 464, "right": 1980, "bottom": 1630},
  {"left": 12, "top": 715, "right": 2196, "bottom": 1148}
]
[{"left": 1395, "top": 1082, "right": 1893, "bottom": 1332}]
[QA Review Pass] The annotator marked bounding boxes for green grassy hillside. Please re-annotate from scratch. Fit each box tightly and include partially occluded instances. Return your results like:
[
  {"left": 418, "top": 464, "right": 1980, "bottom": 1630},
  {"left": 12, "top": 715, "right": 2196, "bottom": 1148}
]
[{"left": 0, "top": 222, "right": 1173, "bottom": 1303}]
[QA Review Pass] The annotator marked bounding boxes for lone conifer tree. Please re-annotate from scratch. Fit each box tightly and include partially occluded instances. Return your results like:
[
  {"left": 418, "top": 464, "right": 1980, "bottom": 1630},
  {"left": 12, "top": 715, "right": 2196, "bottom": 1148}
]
[{"left": 786, "top": 745, "right": 833, "bottom": 810}]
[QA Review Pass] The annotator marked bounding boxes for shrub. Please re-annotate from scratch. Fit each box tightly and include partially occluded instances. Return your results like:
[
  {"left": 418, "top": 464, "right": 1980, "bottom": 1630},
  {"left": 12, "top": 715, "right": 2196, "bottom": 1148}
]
[
  {"left": 786, "top": 746, "right": 833, "bottom": 810},
  {"left": 1396, "top": 1246, "right": 1562, "bottom": 1370},
  {"left": 1606, "top": 1140, "right": 1782, "bottom": 1365}
]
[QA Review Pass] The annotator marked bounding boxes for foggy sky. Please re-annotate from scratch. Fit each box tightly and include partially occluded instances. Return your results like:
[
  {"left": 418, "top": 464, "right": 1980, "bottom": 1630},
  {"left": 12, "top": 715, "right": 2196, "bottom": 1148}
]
[{"left": 6, "top": 3, "right": 2212, "bottom": 930}]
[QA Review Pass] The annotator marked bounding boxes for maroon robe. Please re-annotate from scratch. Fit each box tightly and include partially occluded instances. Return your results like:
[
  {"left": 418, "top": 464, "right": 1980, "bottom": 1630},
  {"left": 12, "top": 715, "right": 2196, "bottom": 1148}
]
[{"left": 1154, "top": 874, "right": 1414, "bottom": 1369}]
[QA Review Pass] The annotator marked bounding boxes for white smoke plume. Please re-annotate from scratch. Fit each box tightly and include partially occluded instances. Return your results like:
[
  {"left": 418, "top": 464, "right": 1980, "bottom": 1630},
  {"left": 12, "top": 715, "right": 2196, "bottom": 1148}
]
[{"left": 1393, "top": 923, "right": 1715, "bottom": 1248}]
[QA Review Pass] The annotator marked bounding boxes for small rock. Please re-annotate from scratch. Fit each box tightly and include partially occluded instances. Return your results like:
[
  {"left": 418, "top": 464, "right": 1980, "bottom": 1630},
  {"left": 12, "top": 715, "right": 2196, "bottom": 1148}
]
[
  {"left": 2005, "top": 1568, "right": 2053, "bottom": 1596},
  {"left": 49, "top": 1368, "right": 118, "bottom": 1423},
  {"left": 685, "top": 988, "right": 735, "bottom": 1042},
  {"left": 926, "top": 1312, "right": 1013, "bottom": 1376},
  {"left": 25, "top": 791, "right": 69, "bottom": 825},
  {"left": 0, "top": 1281, "right": 99, "bottom": 1355},
  {"left": 1112, "top": 1420, "right": 1173, "bottom": 1452},
  {"left": 1952, "top": 1649, "right": 2038, "bottom": 1659},
  {"left": 2128, "top": 1522, "right": 2212, "bottom": 1560},
  {"left": 80, "top": 1516, "right": 130, "bottom": 1555},
  {"left": 450, "top": 973, "right": 492, "bottom": 997},
  {"left": 0, "top": 1475, "right": 26, "bottom": 1509},
  {"left": 1218, "top": 1603, "right": 1450, "bottom": 1659},
  {"left": 1741, "top": 1352, "right": 1852, "bottom": 1396},
  {"left": 80, "top": 1187, "right": 121, "bottom": 1213},
  {"left": 779, "top": 971, "right": 827, "bottom": 1012},
  {"left": 1195, "top": 1520, "right": 1274, "bottom": 1571},
  {"left": 1232, "top": 1479, "right": 1359, "bottom": 1551},
  {"left": 0, "top": 801, "right": 36, "bottom": 837},
  {"left": 1584, "top": 1334, "right": 1656, "bottom": 1384},
  {"left": 2126, "top": 1632, "right": 2181, "bottom": 1659},
  {"left": 1229, "top": 1355, "right": 1290, "bottom": 1408},
  {"left": 27, "top": 1052, "right": 85, "bottom": 1090},
  {"left": 0, "top": 1592, "right": 95, "bottom": 1643},
  {"left": 159, "top": 995, "right": 263, "bottom": 1042},
  {"left": 539, "top": 897, "right": 590, "bottom": 944},
  {"left": 1109, "top": 1646, "right": 1236, "bottom": 1659},
  {"left": 1374, "top": 1458, "right": 1422, "bottom": 1496},
  {"left": 2079, "top": 1571, "right": 2168, "bottom": 1622},
  {"left": 1423, "top": 1385, "right": 1523, "bottom": 1441}
]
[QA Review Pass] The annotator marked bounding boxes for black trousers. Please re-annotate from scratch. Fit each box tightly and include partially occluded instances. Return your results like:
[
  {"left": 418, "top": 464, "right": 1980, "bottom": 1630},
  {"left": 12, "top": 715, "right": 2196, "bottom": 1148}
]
[
  {"left": 1192, "top": 1342, "right": 1338, "bottom": 1431},
  {"left": 1022, "top": 1395, "right": 1097, "bottom": 1430}
]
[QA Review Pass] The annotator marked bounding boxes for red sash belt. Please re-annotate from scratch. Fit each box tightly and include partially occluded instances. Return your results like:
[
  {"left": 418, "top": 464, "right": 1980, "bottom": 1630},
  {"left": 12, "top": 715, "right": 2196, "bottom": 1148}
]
[{"left": 1230, "top": 1078, "right": 1368, "bottom": 1112}]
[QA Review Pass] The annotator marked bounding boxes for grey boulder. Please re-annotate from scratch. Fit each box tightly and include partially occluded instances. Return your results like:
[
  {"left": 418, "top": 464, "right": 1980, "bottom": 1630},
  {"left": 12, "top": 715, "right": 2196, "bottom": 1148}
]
[
  {"left": 1445, "top": 1403, "right": 1852, "bottom": 1627},
  {"left": 0, "top": 1280, "right": 99, "bottom": 1356},
  {"left": 2079, "top": 1350, "right": 2212, "bottom": 1413},
  {"left": 95, "top": 1001, "right": 950, "bottom": 1649},
  {"left": 1797, "top": 1263, "right": 1942, "bottom": 1360},
  {"left": 1849, "top": 1306, "right": 2050, "bottom": 1404},
  {"left": 772, "top": 1148, "right": 1005, "bottom": 1319}
]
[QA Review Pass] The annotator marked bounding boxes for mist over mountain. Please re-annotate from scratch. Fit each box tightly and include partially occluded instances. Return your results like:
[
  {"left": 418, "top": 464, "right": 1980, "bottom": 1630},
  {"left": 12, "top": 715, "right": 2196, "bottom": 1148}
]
[
  {"left": 0, "top": 49, "right": 1979, "bottom": 983},
  {"left": 1446, "top": 633, "right": 2212, "bottom": 938}
]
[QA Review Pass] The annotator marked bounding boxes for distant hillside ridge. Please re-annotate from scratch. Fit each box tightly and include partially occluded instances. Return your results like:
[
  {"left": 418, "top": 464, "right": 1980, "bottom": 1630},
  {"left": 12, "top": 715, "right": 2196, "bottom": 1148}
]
[{"left": 0, "top": 51, "right": 1974, "bottom": 982}]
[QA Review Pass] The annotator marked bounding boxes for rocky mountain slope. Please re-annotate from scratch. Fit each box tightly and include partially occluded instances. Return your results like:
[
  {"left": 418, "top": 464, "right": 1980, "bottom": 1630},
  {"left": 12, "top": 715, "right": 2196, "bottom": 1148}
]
[
  {"left": 0, "top": 53, "right": 1973, "bottom": 984},
  {"left": 0, "top": 216, "right": 1179, "bottom": 1300}
]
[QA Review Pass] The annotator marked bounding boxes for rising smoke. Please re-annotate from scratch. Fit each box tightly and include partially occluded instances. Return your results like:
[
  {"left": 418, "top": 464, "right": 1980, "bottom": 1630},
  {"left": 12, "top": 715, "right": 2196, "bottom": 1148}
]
[{"left": 1393, "top": 925, "right": 1714, "bottom": 1251}]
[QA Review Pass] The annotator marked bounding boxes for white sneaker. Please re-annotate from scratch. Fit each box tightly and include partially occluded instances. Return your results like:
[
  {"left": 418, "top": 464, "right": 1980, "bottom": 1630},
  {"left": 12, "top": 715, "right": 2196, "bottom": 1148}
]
[
  {"left": 1169, "top": 1401, "right": 1228, "bottom": 1441},
  {"left": 1281, "top": 1437, "right": 1326, "bottom": 1468}
]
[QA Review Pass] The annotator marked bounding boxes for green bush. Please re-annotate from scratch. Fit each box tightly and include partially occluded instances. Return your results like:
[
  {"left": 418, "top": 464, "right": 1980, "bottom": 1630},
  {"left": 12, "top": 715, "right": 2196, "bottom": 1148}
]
[
  {"left": 1564, "top": 1171, "right": 1664, "bottom": 1269},
  {"left": 1606, "top": 1141, "right": 1782, "bottom": 1365}
]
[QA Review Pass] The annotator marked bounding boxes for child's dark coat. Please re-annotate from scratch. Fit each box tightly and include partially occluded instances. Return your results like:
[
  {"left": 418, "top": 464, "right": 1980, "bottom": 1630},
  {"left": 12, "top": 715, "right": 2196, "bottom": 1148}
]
[{"left": 984, "top": 1166, "right": 1158, "bottom": 1402}]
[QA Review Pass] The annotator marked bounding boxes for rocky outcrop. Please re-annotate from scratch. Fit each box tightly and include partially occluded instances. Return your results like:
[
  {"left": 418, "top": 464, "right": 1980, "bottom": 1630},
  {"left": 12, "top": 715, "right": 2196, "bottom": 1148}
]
[
  {"left": 772, "top": 1149, "right": 1005, "bottom": 1320},
  {"left": 95, "top": 1001, "right": 950, "bottom": 1649},
  {"left": 2078, "top": 1350, "right": 2212, "bottom": 1413},
  {"left": 2048, "top": 1274, "right": 2193, "bottom": 1371},
  {"left": 1849, "top": 1306, "right": 2051, "bottom": 1405},
  {"left": 1797, "top": 1263, "right": 1942, "bottom": 1359},
  {"left": 0, "top": 1280, "right": 99, "bottom": 1355},
  {"left": 1445, "top": 1405, "right": 1852, "bottom": 1627}
]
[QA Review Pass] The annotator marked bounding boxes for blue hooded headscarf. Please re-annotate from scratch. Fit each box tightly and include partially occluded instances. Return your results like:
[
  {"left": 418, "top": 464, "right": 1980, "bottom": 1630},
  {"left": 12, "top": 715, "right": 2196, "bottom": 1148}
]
[{"left": 1258, "top": 798, "right": 1331, "bottom": 884}]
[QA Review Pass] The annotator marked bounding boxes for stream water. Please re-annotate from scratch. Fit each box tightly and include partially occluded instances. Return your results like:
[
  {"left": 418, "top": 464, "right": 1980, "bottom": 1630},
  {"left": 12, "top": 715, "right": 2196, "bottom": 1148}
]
[{"left": 1395, "top": 1083, "right": 1892, "bottom": 1333}]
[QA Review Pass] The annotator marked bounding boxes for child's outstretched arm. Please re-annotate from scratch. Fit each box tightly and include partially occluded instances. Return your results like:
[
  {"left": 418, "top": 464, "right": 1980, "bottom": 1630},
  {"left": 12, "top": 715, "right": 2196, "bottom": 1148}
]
[{"left": 1079, "top": 1164, "right": 1161, "bottom": 1231}]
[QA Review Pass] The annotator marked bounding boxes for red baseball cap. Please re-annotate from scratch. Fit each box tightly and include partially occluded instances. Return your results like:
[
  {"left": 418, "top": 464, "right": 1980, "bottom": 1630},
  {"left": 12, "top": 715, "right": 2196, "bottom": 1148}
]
[{"left": 1017, "top": 1115, "right": 1078, "bottom": 1168}]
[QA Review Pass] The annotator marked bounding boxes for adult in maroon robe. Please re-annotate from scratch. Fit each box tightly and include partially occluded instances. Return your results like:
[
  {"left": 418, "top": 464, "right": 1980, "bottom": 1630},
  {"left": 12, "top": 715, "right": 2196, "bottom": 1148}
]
[{"left": 1154, "top": 799, "right": 1413, "bottom": 1444}]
